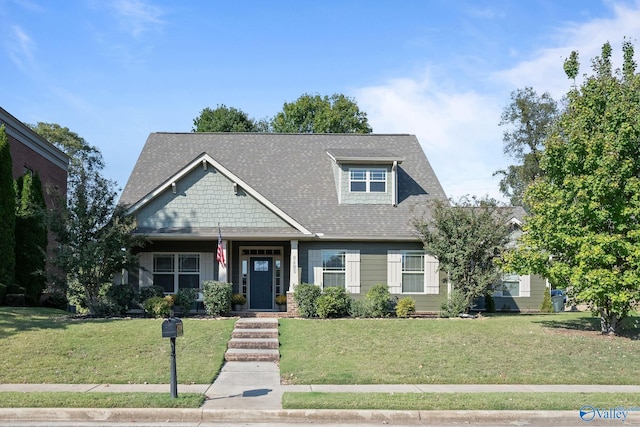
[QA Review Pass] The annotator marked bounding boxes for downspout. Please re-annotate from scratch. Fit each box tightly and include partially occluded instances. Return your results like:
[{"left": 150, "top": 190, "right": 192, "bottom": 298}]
[{"left": 392, "top": 161, "right": 398, "bottom": 206}]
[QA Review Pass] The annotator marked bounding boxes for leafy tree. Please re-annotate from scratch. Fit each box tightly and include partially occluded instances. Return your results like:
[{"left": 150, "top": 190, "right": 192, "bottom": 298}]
[
  {"left": 15, "top": 172, "right": 47, "bottom": 304},
  {"left": 0, "top": 125, "right": 16, "bottom": 288},
  {"left": 505, "top": 41, "right": 640, "bottom": 335},
  {"left": 495, "top": 87, "right": 558, "bottom": 207},
  {"left": 31, "top": 124, "right": 145, "bottom": 314},
  {"left": 271, "top": 93, "right": 372, "bottom": 133},
  {"left": 414, "top": 197, "right": 511, "bottom": 313},
  {"left": 192, "top": 104, "right": 266, "bottom": 132}
]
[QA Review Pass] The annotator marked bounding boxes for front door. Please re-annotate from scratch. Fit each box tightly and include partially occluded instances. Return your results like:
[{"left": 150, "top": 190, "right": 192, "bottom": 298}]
[{"left": 249, "top": 257, "right": 273, "bottom": 310}]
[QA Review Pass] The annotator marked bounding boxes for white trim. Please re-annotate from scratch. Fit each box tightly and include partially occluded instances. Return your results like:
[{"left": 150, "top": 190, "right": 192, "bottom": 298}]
[
  {"left": 308, "top": 249, "right": 323, "bottom": 286},
  {"left": 387, "top": 250, "right": 402, "bottom": 294},
  {"left": 345, "top": 250, "right": 361, "bottom": 294},
  {"left": 519, "top": 274, "right": 531, "bottom": 297},
  {"left": 424, "top": 254, "right": 439, "bottom": 294},
  {"left": 290, "top": 240, "right": 299, "bottom": 290},
  {"left": 126, "top": 153, "right": 313, "bottom": 235}
]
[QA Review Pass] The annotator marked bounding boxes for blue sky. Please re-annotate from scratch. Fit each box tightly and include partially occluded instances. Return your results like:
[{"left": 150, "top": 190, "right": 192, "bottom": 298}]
[{"left": 2, "top": 0, "right": 640, "bottom": 201}]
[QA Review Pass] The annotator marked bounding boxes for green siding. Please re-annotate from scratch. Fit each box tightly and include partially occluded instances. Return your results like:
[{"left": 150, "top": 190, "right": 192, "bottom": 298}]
[
  {"left": 137, "top": 166, "right": 291, "bottom": 229},
  {"left": 299, "top": 241, "right": 444, "bottom": 312}
]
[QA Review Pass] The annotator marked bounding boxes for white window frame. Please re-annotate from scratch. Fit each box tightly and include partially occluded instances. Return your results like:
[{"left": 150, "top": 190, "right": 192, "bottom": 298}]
[
  {"left": 152, "top": 253, "right": 201, "bottom": 294},
  {"left": 349, "top": 168, "right": 387, "bottom": 193},
  {"left": 309, "top": 249, "right": 360, "bottom": 294},
  {"left": 388, "top": 250, "right": 439, "bottom": 295},
  {"left": 493, "top": 273, "right": 530, "bottom": 297}
]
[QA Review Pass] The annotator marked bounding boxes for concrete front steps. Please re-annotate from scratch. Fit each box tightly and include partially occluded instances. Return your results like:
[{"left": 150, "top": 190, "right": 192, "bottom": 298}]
[{"left": 224, "top": 318, "right": 280, "bottom": 362}]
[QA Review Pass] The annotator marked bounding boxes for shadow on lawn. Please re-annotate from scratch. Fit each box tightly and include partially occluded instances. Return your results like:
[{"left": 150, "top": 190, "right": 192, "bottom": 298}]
[
  {"left": 0, "top": 307, "right": 76, "bottom": 339},
  {"left": 534, "top": 315, "right": 640, "bottom": 340}
]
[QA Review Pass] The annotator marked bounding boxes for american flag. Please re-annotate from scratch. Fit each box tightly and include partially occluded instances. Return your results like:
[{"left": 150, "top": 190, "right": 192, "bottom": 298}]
[{"left": 216, "top": 228, "right": 226, "bottom": 268}]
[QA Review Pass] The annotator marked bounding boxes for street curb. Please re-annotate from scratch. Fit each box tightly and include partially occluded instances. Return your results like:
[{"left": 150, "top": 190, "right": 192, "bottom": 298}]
[{"left": 0, "top": 408, "right": 593, "bottom": 425}]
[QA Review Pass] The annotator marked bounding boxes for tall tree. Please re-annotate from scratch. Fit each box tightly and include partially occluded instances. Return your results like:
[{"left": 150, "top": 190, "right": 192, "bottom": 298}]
[
  {"left": 0, "top": 125, "right": 16, "bottom": 288},
  {"left": 414, "top": 197, "right": 511, "bottom": 313},
  {"left": 495, "top": 87, "right": 558, "bottom": 207},
  {"left": 192, "top": 105, "right": 265, "bottom": 132},
  {"left": 30, "top": 124, "right": 146, "bottom": 314},
  {"left": 271, "top": 93, "right": 372, "bottom": 133},
  {"left": 505, "top": 41, "right": 640, "bottom": 335},
  {"left": 15, "top": 172, "right": 47, "bottom": 304}
]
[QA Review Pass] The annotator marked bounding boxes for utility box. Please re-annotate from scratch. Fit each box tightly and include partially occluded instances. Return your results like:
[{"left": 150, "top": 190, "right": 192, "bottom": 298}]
[
  {"left": 552, "top": 295, "right": 565, "bottom": 313},
  {"left": 162, "top": 317, "right": 183, "bottom": 338}
]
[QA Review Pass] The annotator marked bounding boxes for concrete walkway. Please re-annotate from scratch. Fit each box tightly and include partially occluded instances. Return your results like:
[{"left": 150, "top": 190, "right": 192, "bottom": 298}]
[{"left": 3, "top": 365, "right": 640, "bottom": 425}]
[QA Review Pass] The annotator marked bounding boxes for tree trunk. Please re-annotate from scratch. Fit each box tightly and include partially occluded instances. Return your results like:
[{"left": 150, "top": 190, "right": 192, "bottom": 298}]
[{"left": 599, "top": 309, "right": 621, "bottom": 335}]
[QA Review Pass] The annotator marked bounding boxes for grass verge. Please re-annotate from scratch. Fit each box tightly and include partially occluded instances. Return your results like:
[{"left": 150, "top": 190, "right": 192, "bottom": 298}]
[
  {"left": 279, "top": 312, "right": 640, "bottom": 384},
  {"left": 282, "top": 392, "right": 640, "bottom": 410},
  {"left": 0, "top": 392, "right": 204, "bottom": 408},
  {"left": 0, "top": 307, "right": 235, "bottom": 384}
]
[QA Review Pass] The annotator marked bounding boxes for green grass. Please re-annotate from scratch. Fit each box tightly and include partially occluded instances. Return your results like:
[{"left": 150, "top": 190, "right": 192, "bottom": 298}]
[
  {"left": 0, "top": 307, "right": 235, "bottom": 384},
  {"left": 279, "top": 312, "right": 640, "bottom": 385},
  {"left": 0, "top": 392, "right": 204, "bottom": 408},
  {"left": 283, "top": 392, "right": 640, "bottom": 410}
]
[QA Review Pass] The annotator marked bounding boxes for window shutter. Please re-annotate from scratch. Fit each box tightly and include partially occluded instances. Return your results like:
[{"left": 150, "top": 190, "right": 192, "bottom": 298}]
[
  {"left": 519, "top": 274, "right": 531, "bottom": 297},
  {"left": 425, "top": 254, "right": 439, "bottom": 294},
  {"left": 139, "top": 252, "right": 152, "bottom": 288},
  {"left": 387, "top": 250, "right": 402, "bottom": 294},
  {"left": 308, "top": 249, "right": 323, "bottom": 287},
  {"left": 345, "top": 250, "right": 360, "bottom": 294}
]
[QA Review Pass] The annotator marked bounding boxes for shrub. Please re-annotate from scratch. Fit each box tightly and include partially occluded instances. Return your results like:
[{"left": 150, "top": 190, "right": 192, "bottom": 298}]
[
  {"left": 395, "top": 297, "right": 416, "bottom": 318},
  {"left": 349, "top": 298, "right": 370, "bottom": 318},
  {"left": 142, "top": 296, "right": 171, "bottom": 318},
  {"left": 138, "top": 285, "right": 164, "bottom": 304},
  {"left": 294, "top": 283, "right": 321, "bottom": 317},
  {"left": 104, "top": 283, "right": 135, "bottom": 315},
  {"left": 316, "top": 286, "right": 351, "bottom": 318},
  {"left": 365, "top": 284, "right": 393, "bottom": 317},
  {"left": 175, "top": 288, "right": 198, "bottom": 313},
  {"left": 484, "top": 293, "right": 496, "bottom": 313},
  {"left": 231, "top": 293, "right": 246, "bottom": 305},
  {"left": 202, "top": 281, "right": 232, "bottom": 316},
  {"left": 40, "top": 289, "right": 68, "bottom": 310},
  {"left": 439, "top": 289, "right": 468, "bottom": 318},
  {"left": 540, "top": 287, "right": 553, "bottom": 313}
]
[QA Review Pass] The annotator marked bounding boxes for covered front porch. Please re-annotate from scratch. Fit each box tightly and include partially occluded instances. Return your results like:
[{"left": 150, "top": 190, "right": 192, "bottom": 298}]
[{"left": 133, "top": 238, "right": 301, "bottom": 314}]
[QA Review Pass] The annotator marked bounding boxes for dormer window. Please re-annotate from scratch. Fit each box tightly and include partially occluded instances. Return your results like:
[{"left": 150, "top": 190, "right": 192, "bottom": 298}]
[{"left": 350, "top": 168, "right": 387, "bottom": 193}]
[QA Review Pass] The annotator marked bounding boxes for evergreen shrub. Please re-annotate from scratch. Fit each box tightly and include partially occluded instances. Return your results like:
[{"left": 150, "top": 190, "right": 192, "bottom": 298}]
[
  {"left": 316, "top": 286, "right": 351, "bottom": 318},
  {"left": 202, "top": 281, "right": 232, "bottom": 316},
  {"left": 293, "top": 283, "right": 321, "bottom": 317}
]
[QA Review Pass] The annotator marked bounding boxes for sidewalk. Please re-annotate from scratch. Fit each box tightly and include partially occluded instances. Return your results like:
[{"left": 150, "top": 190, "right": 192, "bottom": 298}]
[{"left": 1, "top": 362, "right": 640, "bottom": 424}]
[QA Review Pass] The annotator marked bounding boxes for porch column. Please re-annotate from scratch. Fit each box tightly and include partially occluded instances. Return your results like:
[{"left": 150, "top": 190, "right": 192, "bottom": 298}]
[
  {"left": 289, "top": 240, "right": 299, "bottom": 290},
  {"left": 217, "top": 240, "right": 228, "bottom": 282}
]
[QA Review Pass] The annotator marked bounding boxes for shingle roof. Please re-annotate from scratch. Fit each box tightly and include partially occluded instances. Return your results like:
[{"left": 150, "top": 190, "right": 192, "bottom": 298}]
[{"left": 119, "top": 133, "right": 448, "bottom": 240}]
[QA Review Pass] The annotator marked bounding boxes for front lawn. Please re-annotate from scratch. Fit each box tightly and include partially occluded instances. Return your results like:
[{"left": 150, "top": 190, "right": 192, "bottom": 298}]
[
  {"left": 0, "top": 307, "right": 235, "bottom": 384},
  {"left": 282, "top": 392, "right": 640, "bottom": 410},
  {"left": 279, "top": 312, "right": 640, "bottom": 384},
  {"left": 0, "top": 392, "right": 204, "bottom": 408}
]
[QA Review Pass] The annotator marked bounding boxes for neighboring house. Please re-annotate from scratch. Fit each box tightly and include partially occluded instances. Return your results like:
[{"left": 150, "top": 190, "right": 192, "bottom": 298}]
[
  {"left": 0, "top": 107, "right": 69, "bottom": 208},
  {"left": 0, "top": 106, "right": 69, "bottom": 287},
  {"left": 119, "top": 132, "right": 543, "bottom": 313},
  {"left": 475, "top": 207, "right": 546, "bottom": 312}
]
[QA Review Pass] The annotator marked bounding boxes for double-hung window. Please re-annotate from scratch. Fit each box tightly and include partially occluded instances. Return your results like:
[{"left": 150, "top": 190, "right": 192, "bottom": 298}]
[
  {"left": 350, "top": 168, "right": 387, "bottom": 193},
  {"left": 402, "top": 251, "right": 425, "bottom": 293},
  {"left": 153, "top": 253, "right": 200, "bottom": 293},
  {"left": 322, "top": 250, "right": 346, "bottom": 288}
]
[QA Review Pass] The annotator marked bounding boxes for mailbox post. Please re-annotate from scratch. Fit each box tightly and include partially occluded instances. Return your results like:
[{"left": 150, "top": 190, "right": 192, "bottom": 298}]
[{"left": 162, "top": 317, "right": 183, "bottom": 398}]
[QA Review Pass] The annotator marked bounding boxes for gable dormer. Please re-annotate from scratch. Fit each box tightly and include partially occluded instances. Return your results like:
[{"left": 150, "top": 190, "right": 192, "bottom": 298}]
[{"left": 326, "top": 148, "right": 404, "bottom": 205}]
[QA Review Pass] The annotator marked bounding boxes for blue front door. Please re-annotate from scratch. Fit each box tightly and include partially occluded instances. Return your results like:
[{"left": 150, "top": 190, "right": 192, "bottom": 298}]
[{"left": 250, "top": 257, "right": 273, "bottom": 310}]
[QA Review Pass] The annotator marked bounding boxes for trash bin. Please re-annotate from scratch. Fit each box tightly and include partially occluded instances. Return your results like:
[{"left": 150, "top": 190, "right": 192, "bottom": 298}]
[{"left": 552, "top": 295, "right": 564, "bottom": 312}]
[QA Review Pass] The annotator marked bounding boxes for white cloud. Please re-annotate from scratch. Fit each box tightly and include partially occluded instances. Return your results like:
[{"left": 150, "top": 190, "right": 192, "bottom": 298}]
[
  {"left": 111, "top": 0, "right": 164, "bottom": 37},
  {"left": 354, "top": 72, "right": 505, "bottom": 201},
  {"left": 354, "top": 1, "right": 640, "bottom": 203},
  {"left": 6, "top": 25, "right": 35, "bottom": 69},
  {"left": 495, "top": 2, "right": 640, "bottom": 98}
]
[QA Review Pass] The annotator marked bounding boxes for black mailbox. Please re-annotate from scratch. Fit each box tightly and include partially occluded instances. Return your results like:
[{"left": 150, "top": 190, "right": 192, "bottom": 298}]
[{"left": 162, "top": 317, "right": 183, "bottom": 338}]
